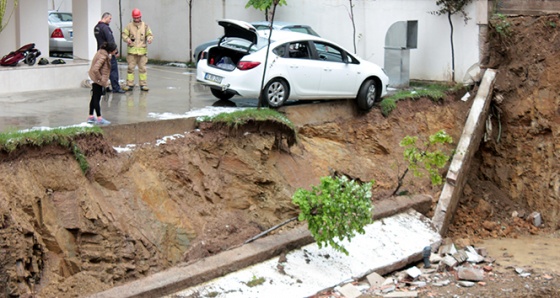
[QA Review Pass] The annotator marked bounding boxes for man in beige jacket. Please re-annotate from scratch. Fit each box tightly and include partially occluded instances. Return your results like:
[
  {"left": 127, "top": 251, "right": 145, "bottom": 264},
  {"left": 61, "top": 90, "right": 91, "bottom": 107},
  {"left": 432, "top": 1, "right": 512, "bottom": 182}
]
[{"left": 121, "top": 8, "right": 154, "bottom": 91}]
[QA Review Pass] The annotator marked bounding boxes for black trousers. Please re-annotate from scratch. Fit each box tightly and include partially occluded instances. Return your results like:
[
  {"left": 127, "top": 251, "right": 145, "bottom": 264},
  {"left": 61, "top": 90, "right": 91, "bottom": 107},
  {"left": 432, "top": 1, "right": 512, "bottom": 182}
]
[
  {"left": 110, "top": 55, "right": 120, "bottom": 91},
  {"left": 89, "top": 83, "right": 104, "bottom": 117}
]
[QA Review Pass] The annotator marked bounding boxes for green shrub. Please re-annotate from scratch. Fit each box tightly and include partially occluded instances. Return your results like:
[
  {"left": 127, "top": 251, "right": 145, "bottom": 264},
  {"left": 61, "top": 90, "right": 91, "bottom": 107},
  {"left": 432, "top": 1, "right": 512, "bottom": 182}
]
[{"left": 292, "top": 175, "right": 374, "bottom": 255}]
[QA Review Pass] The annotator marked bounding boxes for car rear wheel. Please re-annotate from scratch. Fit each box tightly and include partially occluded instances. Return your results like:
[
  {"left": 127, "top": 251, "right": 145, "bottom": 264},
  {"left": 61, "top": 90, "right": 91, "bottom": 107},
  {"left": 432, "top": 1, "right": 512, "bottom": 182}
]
[
  {"left": 356, "top": 79, "right": 379, "bottom": 111},
  {"left": 263, "top": 79, "right": 289, "bottom": 108},
  {"left": 210, "top": 88, "right": 235, "bottom": 101}
]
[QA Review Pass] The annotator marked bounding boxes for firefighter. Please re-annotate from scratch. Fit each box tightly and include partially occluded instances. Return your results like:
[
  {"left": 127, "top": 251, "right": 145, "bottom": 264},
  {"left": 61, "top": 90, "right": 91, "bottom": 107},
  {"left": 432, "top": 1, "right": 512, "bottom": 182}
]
[{"left": 121, "top": 8, "right": 154, "bottom": 91}]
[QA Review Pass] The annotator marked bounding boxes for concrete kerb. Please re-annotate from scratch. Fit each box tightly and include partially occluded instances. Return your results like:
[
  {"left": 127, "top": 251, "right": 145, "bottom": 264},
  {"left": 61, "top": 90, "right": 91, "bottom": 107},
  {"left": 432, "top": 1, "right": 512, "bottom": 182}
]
[
  {"left": 88, "top": 195, "right": 432, "bottom": 298},
  {"left": 431, "top": 69, "right": 498, "bottom": 235}
]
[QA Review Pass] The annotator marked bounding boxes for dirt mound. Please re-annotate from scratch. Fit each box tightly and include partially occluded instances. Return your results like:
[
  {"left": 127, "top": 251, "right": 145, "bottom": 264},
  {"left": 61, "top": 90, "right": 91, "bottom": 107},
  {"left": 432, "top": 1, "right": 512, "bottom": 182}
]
[
  {"left": 1, "top": 14, "right": 559, "bottom": 298},
  {"left": 1, "top": 95, "right": 471, "bottom": 297}
]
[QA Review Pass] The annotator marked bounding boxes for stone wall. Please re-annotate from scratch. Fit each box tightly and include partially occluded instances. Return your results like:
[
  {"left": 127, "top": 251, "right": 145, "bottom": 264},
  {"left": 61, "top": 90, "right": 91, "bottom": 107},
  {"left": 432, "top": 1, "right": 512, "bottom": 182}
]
[{"left": 497, "top": 0, "right": 560, "bottom": 15}]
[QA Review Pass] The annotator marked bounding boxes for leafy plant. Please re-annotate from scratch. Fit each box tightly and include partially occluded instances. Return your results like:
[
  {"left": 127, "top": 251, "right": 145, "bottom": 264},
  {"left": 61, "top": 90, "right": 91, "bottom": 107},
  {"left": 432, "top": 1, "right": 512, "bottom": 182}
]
[
  {"left": 490, "top": 13, "right": 511, "bottom": 36},
  {"left": 245, "top": 0, "right": 287, "bottom": 21},
  {"left": 292, "top": 175, "right": 374, "bottom": 255},
  {"left": 392, "top": 130, "right": 454, "bottom": 196}
]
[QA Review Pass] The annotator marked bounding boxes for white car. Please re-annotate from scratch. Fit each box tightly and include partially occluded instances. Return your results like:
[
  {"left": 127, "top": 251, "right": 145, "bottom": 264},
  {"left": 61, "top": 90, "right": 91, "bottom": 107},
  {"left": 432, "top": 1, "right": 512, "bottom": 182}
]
[{"left": 196, "top": 19, "right": 389, "bottom": 111}]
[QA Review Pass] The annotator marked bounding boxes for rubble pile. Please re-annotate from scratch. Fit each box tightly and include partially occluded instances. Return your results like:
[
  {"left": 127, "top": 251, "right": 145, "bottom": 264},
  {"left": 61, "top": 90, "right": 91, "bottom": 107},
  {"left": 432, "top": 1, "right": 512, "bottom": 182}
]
[{"left": 313, "top": 237, "right": 556, "bottom": 298}]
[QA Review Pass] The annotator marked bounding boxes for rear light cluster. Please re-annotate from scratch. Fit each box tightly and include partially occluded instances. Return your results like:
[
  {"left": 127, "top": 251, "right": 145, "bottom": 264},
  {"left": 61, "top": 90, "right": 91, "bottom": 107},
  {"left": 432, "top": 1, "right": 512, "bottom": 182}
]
[
  {"left": 237, "top": 61, "right": 261, "bottom": 70},
  {"left": 51, "top": 28, "right": 64, "bottom": 38}
]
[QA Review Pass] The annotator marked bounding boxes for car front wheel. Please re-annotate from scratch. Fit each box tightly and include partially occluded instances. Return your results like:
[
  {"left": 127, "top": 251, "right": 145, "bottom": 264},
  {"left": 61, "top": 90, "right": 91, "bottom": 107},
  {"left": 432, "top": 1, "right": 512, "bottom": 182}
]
[
  {"left": 263, "top": 79, "right": 289, "bottom": 108},
  {"left": 210, "top": 88, "right": 235, "bottom": 101},
  {"left": 356, "top": 79, "right": 379, "bottom": 111}
]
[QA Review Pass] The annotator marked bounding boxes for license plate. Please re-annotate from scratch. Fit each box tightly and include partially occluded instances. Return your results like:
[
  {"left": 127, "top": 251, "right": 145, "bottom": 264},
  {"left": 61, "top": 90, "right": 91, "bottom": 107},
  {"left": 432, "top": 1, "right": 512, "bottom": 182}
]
[
  {"left": 205, "top": 73, "right": 223, "bottom": 84},
  {"left": 69, "top": 31, "right": 73, "bottom": 38}
]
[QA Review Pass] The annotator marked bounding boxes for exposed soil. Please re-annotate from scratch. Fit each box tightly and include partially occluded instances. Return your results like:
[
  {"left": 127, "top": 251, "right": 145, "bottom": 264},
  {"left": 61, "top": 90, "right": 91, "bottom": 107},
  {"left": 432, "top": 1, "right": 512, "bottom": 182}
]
[{"left": 0, "top": 14, "right": 559, "bottom": 298}]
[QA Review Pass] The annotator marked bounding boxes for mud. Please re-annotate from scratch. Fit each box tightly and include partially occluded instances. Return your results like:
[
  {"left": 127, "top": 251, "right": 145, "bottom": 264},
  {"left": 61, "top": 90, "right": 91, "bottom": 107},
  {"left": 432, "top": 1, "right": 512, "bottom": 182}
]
[{"left": 0, "top": 14, "right": 559, "bottom": 298}]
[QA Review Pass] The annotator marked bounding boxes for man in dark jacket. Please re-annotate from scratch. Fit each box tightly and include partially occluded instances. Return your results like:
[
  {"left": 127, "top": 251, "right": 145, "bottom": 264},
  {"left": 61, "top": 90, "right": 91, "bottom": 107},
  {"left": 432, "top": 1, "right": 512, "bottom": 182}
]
[{"left": 94, "top": 12, "right": 125, "bottom": 93}]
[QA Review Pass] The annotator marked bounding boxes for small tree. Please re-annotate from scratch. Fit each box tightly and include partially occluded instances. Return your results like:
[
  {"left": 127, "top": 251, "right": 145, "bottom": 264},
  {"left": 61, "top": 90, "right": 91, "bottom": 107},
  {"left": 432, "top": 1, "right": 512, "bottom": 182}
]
[
  {"left": 246, "top": 0, "right": 287, "bottom": 21},
  {"left": 0, "top": 0, "right": 18, "bottom": 35},
  {"left": 246, "top": 0, "right": 286, "bottom": 108},
  {"left": 347, "top": 0, "right": 357, "bottom": 53},
  {"left": 292, "top": 175, "right": 374, "bottom": 255},
  {"left": 393, "top": 130, "right": 454, "bottom": 196},
  {"left": 187, "top": 0, "right": 194, "bottom": 63},
  {"left": 432, "top": 0, "right": 474, "bottom": 82}
]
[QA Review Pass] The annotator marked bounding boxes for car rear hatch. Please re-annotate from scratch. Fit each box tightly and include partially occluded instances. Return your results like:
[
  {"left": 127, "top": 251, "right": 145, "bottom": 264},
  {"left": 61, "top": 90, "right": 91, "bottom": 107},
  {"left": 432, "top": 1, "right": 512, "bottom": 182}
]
[
  {"left": 218, "top": 19, "right": 258, "bottom": 44},
  {"left": 206, "top": 20, "right": 260, "bottom": 70}
]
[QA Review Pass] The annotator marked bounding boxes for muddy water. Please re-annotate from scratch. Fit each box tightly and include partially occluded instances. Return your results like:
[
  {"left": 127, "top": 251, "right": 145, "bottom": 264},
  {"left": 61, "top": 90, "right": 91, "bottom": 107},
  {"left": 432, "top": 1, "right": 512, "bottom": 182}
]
[{"left": 480, "top": 235, "right": 560, "bottom": 274}]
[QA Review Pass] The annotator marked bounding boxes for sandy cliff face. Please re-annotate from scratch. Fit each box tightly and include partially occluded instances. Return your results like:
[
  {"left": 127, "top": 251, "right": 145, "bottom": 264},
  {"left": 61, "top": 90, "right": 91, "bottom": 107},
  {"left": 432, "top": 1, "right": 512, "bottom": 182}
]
[
  {"left": 482, "top": 14, "right": 560, "bottom": 229},
  {"left": 0, "top": 97, "right": 471, "bottom": 297},
  {"left": 1, "top": 14, "right": 559, "bottom": 298}
]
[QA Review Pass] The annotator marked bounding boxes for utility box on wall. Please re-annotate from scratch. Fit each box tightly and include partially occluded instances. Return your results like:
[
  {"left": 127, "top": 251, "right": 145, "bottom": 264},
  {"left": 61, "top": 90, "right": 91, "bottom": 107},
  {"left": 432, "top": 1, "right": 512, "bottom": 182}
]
[{"left": 384, "top": 20, "right": 418, "bottom": 88}]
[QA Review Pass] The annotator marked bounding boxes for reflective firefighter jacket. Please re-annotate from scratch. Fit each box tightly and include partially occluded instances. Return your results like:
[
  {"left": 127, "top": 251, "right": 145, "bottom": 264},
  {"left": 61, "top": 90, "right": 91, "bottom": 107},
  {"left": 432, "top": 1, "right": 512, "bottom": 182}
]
[{"left": 122, "top": 21, "right": 153, "bottom": 55}]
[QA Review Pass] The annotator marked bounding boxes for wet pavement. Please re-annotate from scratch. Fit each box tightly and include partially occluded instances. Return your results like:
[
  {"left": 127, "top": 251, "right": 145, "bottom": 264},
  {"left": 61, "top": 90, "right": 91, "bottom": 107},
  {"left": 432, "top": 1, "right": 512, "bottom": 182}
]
[{"left": 0, "top": 64, "right": 225, "bottom": 132}]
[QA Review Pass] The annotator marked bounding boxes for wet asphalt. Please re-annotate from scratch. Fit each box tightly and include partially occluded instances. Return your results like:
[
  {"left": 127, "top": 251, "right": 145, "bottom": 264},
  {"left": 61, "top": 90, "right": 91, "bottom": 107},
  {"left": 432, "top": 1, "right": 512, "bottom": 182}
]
[{"left": 0, "top": 64, "right": 226, "bottom": 132}]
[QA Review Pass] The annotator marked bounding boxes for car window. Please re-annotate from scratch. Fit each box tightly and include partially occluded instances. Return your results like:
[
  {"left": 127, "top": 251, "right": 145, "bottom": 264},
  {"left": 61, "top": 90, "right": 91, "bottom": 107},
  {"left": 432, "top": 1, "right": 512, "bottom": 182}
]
[
  {"left": 272, "top": 44, "right": 287, "bottom": 57},
  {"left": 49, "top": 12, "right": 72, "bottom": 22},
  {"left": 220, "top": 36, "right": 270, "bottom": 53},
  {"left": 284, "top": 27, "right": 317, "bottom": 36},
  {"left": 287, "top": 42, "right": 310, "bottom": 59},
  {"left": 313, "top": 42, "right": 344, "bottom": 63},
  {"left": 253, "top": 25, "right": 271, "bottom": 31}
]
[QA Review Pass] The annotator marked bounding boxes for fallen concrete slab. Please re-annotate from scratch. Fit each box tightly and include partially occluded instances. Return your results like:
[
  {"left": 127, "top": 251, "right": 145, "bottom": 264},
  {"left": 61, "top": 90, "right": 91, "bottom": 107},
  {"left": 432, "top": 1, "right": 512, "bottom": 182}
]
[
  {"left": 432, "top": 69, "right": 497, "bottom": 235},
  {"left": 168, "top": 209, "right": 440, "bottom": 298},
  {"left": 87, "top": 195, "right": 432, "bottom": 298}
]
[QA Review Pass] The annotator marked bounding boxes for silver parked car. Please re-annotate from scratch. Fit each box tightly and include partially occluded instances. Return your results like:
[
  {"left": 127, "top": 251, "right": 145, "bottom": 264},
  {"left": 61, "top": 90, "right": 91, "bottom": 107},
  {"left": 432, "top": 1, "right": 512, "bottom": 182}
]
[{"left": 48, "top": 11, "right": 73, "bottom": 53}]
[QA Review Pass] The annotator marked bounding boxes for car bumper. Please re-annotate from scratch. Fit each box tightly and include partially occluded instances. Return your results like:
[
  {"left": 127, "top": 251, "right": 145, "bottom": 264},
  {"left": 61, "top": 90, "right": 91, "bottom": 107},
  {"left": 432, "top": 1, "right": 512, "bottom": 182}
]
[
  {"left": 50, "top": 39, "right": 73, "bottom": 52},
  {"left": 196, "top": 63, "right": 263, "bottom": 98}
]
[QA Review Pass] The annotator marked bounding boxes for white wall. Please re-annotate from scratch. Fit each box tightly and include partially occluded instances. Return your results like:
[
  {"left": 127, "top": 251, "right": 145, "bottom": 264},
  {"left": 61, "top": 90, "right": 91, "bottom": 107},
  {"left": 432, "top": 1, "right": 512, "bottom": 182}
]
[
  {"left": 0, "top": 0, "right": 486, "bottom": 84},
  {"left": 99, "top": 0, "right": 485, "bottom": 83}
]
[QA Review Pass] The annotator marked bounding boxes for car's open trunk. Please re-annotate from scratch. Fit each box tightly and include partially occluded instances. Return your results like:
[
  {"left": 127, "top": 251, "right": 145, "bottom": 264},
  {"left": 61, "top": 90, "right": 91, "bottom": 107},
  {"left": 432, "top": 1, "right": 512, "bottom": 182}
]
[{"left": 206, "top": 47, "right": 246, "bottom": 71}]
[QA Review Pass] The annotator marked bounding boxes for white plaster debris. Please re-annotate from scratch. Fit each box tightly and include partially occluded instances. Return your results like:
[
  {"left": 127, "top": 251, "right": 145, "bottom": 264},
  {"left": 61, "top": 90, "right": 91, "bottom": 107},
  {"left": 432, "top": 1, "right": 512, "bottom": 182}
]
[
  {"left": 168, "top": 210, "right": 441, "bottom": 298},
  {"left": 155, "top": 134, "right": 185, "bottom": 146},
  {"left": 148, "top": 106, "right": 247, "bottom": 120}
]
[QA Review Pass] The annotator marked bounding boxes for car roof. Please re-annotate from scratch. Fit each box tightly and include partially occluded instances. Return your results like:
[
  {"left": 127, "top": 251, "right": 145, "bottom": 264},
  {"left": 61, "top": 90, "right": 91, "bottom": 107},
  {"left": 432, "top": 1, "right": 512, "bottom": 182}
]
[
  {"left": 251, "top": 21, "right": 310, "bottom": 28},
  {"left": 251, "top": 21, "right": 319, "bottom": 36}
]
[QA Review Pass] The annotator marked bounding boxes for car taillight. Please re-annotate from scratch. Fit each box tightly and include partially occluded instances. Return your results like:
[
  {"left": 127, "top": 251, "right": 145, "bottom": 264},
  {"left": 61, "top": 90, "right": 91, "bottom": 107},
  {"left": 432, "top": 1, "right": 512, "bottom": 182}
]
[
  {"left": 51, "top": 28, "right": 64, "bottom": 38},
  {"left": 237, "top": 61, "right": 261, "bottom": 70}
]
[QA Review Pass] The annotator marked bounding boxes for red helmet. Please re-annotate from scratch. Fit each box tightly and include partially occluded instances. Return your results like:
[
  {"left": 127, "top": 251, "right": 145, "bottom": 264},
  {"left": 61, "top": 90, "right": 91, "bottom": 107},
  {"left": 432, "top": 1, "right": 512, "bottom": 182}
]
[{"left": 132, "top": 8, "right": 142, "bottom": 18}]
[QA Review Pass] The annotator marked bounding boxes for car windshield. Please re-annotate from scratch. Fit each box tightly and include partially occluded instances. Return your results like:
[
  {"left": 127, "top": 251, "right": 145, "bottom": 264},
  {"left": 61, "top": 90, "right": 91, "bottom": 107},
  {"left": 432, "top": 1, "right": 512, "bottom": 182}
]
[{"left": 49, "top": 12, "right": 72, "bottom": 22}]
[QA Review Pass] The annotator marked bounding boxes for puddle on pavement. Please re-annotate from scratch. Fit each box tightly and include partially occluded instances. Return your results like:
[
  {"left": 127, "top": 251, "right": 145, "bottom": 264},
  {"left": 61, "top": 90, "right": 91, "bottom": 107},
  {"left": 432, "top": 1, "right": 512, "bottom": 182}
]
[{"left": 480, "top": 235, "right": 560, "bottom": 274}]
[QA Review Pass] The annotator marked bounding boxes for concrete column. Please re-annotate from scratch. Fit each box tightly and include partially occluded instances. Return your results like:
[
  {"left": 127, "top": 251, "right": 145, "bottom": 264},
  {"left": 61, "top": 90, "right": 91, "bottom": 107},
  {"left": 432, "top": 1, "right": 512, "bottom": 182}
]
[
  {"left": 0, "top": 0, "right": 17, "bottom": 55},
  {"left": 72, "top": 0, "right": 101, "bottom": 61},
  {"left": 14, "top": 0, "right": 48, "bottom": 54}
]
